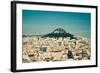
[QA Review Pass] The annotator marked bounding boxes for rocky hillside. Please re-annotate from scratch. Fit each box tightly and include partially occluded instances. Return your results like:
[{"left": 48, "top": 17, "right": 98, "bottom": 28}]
[{"left": 42, "top": 28, "right": 76, "bottom": 39}]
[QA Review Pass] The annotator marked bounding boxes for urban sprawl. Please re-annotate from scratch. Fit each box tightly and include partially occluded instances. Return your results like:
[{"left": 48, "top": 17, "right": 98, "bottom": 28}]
[{"left": 22, "top": 36, "right": 91, "bottom": 63}]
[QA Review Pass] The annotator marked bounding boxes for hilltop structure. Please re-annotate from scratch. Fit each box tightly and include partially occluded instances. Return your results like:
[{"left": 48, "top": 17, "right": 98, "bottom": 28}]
[{"left": 42, "top": 28, "right": 75, "bottom": 39}]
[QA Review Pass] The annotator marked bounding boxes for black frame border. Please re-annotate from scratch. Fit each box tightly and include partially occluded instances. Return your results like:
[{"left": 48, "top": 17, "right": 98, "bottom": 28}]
[{"left": 11, "top": 1, "right": 98, "bottom": 72}]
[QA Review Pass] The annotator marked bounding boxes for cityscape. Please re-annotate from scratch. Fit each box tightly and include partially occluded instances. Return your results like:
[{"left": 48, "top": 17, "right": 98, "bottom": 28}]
[
  {"left": 22, "top": 28, "right": 91, "bottom": 63},
  {"left": 22, "top": 10, "right": 91, "bottom": 63}
]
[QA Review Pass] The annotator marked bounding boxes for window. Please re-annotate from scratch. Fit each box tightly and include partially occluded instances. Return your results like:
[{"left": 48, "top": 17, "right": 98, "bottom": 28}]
[{"left": 40, "top": 47, "right": 47, "bottom": 52}]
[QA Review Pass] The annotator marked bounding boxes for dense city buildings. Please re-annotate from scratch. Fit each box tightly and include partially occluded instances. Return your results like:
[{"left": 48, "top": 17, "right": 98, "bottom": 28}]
[{"left": 22, "top": 28, "right": 91, "bottom": 63}]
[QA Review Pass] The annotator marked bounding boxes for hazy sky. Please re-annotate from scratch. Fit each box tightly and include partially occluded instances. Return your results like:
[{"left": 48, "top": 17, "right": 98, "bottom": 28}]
[{"left": 22, "top": 10, "right": 91, "bottom": 38}]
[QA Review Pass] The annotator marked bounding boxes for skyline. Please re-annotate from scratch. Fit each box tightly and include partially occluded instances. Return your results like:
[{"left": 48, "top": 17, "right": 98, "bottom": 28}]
[{"left": 22, "top": 10, "right": 91, "bottom": 38}]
